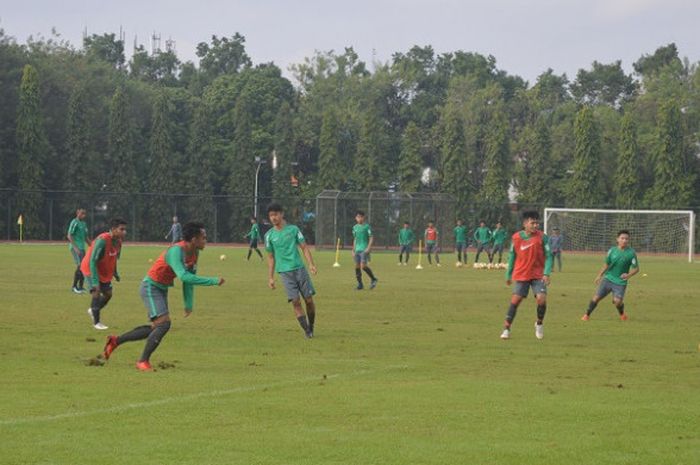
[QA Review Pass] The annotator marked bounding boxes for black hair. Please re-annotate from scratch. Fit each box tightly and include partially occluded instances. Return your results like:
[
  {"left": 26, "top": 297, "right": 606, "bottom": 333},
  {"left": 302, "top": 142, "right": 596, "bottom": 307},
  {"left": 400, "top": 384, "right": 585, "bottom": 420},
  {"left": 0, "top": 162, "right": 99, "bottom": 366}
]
[
  {"left": 183, "top": 221, "right": 206, "bottom": 241},
  {"left": 251, "top": 216, "right": 257, "bottom": 221},
  {"left": 267, "top": 203, "right": 284, "bottom": 214},
  {"left": 356, "top": 210, "right": 365, "bottom": 217},
  {"left": 403, "top": 221, "right": 410, "bottom": 225},
  {"left": 522, "top": 211, "right": 540, "bottom": 221},
  {"left": 479, "top": 219, "right": 485, "bottom": 224},
  {"left": 109, "top": 218, "right": 127, "bottom": 229},
  {"left": 617, "top": 229, "right": 630, "bottom": 237}
]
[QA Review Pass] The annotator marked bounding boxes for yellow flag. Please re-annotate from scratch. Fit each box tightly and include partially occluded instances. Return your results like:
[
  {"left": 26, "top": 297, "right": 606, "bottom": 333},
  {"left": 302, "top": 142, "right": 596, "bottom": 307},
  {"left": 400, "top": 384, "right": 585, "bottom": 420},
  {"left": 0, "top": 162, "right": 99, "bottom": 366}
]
[{"left": 17, "top": 214, "right": 23, "bottom": 225}]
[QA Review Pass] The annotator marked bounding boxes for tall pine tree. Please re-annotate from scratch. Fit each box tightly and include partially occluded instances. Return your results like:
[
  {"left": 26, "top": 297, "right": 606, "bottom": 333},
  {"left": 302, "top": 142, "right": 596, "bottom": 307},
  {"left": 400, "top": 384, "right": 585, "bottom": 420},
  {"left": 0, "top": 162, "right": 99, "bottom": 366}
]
[
  {"left": 16, "top": 64, "right": 48, "bottom": 238},
  {"left": 481, "top": 110, "right": 510, "bottom": 206},
  {"left": 614, "top": 112, "right": 641, "bottom": 208},
  {"left": 439, "top": 102, "right": 466, "bottom": 202},
  {"left": 149, "top": 90, "right": 177, "bottom": 194},
  {"left": 518, "top": 118, "right": 553, "bottom": 206},
  {"left": 107, "top": 86, "right": 139, "bottom": 220},
  {"left": 351, "top": 111, "right": 385, "bottom": 191},
  {"left": 568, "top": 106, "right": 603, "bottom": 207},
  {"left": 398, "top": 121, "right": 423, "bottom": 192},
  {"left": 65, "top": 83, "right": 95, "bottom": 191},
  {"left": 318, "top": 107, "right": 344, "bottom": 190}
]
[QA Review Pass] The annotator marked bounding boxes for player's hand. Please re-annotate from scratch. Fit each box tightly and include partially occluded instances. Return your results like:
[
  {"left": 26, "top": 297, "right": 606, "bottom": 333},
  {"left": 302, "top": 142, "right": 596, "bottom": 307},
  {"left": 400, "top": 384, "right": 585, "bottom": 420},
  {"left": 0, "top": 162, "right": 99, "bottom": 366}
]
[
  {"left": 268, "top": 278, "right": 276, "bottom": 289},
  {"left": 594, "top": 276, "right": 602, "bottom": 285},
  {"left": 506, "top": 279, "right": 512, "bottom": 286},
  {"left": 114, "top": 274, "right": 120, "bottom": 282},
  {"left": 621, "top": 273, "right": 629, "bottom": 280},
  {"left": 218, "top": 278, "right": 225, "bottom": 286},
  {"left": 543, "top": 275, "right": 551, "bottom": 285},
  {"left": 309, "top": 264, "right": 317, "bottom": 275},
  {"left": 184, "top": 309, "right": 192, "bottom": 318}
]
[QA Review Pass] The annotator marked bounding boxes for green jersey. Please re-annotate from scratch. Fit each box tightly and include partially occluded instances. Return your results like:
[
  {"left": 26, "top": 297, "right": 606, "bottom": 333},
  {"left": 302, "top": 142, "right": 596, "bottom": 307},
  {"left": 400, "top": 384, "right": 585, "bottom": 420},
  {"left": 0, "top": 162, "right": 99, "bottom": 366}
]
[
  {"left": 265, "top": 224, "right": 306, "bottom": 273},
  {"left": 474, "top": 226, "right": 492, "bottom": 244},
  {"left": 603, "top": 246, "right": 639, "bottom": 286},
  {"left": 492, "top": 228, "right": 507, "bottom": 245},
  {"left": 68, "top": 218, "right": 89, "bottom": 251},
  {"left": 454, "top": 225, "right": 467, "bottom": 243},
  {"left": 398, "top": 228, "right": 415, "bottom": 246},
  {"left": 353, "top": 223, "right": 372, "bottom": 252},
  {"left": 246, "top": 223, "right": 262, "bottom": 241}
]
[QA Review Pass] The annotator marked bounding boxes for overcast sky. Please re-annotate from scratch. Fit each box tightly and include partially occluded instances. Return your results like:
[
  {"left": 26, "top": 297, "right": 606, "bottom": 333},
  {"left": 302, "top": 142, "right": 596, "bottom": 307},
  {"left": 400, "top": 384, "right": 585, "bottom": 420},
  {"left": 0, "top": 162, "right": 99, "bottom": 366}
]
[{"left": 1, "top": 0, "right": 698, "bottom": 84}]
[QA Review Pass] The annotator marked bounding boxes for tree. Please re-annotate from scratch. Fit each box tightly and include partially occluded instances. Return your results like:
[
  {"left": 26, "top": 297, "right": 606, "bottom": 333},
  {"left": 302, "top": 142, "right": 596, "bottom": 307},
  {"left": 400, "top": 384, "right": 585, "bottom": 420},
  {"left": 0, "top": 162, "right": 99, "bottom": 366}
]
[
  {"left": 107, "top": 86, "right": 139, "bottom": 219},
  {"left": 351, "top": 111, "right": 387, "bottom": 191},
  {"left": 633, "top": 43, "right": 682, "bottom": 78},
  {"left": 439, "top": 102, "right": 466, "bottom": 201},
  {"left": 614, "top": 113, "right": 642, "bottom": 208},
  {"left": 65, "top": 83, "right": 95, "bottom": 191},
  {"left": 318, "top": 107, "right": 344, "bottom": 190},
  {"left": 83, "top": 33, "right": 125, "bottom": 68},
  {"left": 398, "top": 122, "right": 423, "bottom": 192},
  {"left": 518, "top": 118, "right": 553, "bottom": 206},
  {"left": 568, "top": 106, "right": 603, "bottom": 207},
  {"left": 149, "top": 90, "right": 177, "bottom": 194},
  {"left": 196, "top": 33, "right": 251, "bottom": 82},
  {"left": 571, "top": 61, "right": 636, "bottom": 108},
  {"left": 646, "top": 100, "right": 694, "bottom": 208},
  {"left": 481, "top": 110, "right": 510, "bottom": 205},
  {"left": 273, "top": 101, "right": 296, "bottom": 201},
  {"left": 15, "top": 64, "right": 48, "bottom": 238}
]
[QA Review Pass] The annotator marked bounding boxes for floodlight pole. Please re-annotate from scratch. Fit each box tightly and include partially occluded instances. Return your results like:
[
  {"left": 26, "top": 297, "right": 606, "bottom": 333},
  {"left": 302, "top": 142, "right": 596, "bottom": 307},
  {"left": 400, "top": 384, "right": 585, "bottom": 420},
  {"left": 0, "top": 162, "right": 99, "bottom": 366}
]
[{"left": 253, "top": 156, "right": 266, "bottom": 219}]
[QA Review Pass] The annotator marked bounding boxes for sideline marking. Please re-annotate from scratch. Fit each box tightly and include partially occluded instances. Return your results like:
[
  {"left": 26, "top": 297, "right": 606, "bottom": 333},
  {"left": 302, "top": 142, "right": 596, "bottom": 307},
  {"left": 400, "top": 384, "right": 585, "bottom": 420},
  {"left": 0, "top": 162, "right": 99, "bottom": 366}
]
[{"left": 0, "top": 365, "right": 408, "bottom": 426}]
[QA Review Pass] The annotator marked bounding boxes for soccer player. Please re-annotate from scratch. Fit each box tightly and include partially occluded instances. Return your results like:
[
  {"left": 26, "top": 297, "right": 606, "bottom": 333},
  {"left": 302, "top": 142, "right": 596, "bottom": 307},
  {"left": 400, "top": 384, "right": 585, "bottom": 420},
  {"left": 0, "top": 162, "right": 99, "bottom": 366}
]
[
  {"left": 352, "top": 210, "right": 378, "bottom": 289},
  {"left": 245, "top": 216, "right": 263, "bottom": 261},
  {"left": 473, "top": 220, "right": 492, "bottom": 263},
  {"left": 549, "top": 227, "right": 563, "bottom": 272},
  {"left": 424, "top": 221, "right": 441, "bottom": 266},
  {"left": 102, "top": 222, "right": 225, "bottom": 371},
  {"left": 581, "top": 230, "right": 639, "bottom": 321},
  {"left": 489, "top": 222, "right": 507, "bottom": 264},
  {"left": 500, "top": 211, "right": 552, "bottom": 340},
  {"left": 398, "top": 222, "right": 415, "bottom": 266},
  {"left": 164, "top": 216, "right": 182, "bottom": 244},
  {"left": 81, "top": 218, "right": 127, "bottom": 330},
  {"left": 454, "top": 219, "right": 467, "bottom": 266},
  {"left": 265, "top": 203, "right": 318, "bottom": 338},
  {"left": 67, "top": 208, "right": 91, "bottom": 294}
]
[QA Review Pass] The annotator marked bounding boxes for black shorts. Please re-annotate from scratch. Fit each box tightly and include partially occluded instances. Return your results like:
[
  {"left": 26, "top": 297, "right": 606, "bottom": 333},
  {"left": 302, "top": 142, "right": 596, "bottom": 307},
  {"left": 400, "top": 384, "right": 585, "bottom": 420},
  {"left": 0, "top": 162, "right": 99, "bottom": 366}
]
[
  {"left": 249, "top": 239, "right": 259, "bottom": 248},
  {"left": 92, "top": 281, "right": 113, "bottom": 293}
]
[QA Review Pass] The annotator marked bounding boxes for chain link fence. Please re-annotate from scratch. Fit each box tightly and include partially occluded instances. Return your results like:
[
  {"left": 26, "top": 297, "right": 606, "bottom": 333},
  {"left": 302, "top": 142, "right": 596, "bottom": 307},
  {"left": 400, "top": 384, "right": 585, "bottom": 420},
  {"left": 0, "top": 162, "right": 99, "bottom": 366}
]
[{"left": 0, "top": 189, "right": 316, "bottom": 243}]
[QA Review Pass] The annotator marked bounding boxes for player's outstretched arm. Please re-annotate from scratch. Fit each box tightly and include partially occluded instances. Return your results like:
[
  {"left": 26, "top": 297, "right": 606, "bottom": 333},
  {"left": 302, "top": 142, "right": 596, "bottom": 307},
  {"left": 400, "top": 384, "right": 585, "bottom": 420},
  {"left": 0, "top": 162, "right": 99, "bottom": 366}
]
[{"left": 166, "top": 247, "right": 220, "bottom": 286}]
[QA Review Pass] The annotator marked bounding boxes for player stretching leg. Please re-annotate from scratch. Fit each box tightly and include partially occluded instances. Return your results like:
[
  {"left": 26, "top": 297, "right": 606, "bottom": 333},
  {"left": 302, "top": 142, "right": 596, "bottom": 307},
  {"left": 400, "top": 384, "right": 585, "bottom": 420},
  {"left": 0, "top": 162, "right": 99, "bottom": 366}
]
[
  {"left": 103, "top": 222, "right": 224, "bottom": 371},
  {"left": 265, "top": 203, "right": 318, "bottom": 338},
  {"left": 81, "top": 218, "right": 126, "bottom": 330},
  {"left": 352, "top": 211, "right": 378, "bottom": 289},
  {"left": 582, "top": 230, "right": 639, "bottom": 321},
  {"left": 500, "top": 211, "right": 552, "bottom": 340}
]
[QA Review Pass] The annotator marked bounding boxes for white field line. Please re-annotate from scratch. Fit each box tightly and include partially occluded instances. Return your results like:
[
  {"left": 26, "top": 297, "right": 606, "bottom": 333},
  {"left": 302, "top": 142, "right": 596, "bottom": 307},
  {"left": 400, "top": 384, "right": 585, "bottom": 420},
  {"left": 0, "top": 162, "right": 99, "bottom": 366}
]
[{"left": 0, "top": 364, "right": 408, "bottom": 427}]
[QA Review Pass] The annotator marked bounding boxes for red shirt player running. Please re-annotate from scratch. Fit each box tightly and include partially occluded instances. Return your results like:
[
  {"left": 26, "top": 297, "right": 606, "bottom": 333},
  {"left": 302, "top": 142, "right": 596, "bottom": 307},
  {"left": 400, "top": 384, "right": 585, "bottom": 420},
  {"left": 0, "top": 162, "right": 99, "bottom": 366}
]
[{"left": 501, "top": 211, "right": 553, "bottom": 340}]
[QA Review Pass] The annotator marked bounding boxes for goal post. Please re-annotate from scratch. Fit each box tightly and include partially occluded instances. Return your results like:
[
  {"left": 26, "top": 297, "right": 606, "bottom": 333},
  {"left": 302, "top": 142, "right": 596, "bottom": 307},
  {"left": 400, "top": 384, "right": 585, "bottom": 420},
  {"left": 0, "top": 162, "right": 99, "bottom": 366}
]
[{"left": 543, "top": 208, "right": 696, "bottom": 263}]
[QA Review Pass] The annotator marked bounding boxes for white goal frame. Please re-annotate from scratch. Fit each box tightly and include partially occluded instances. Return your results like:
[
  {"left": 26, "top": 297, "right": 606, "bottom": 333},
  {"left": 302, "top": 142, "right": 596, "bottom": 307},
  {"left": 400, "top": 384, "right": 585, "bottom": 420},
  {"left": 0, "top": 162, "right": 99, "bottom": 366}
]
[{"left": 544, "top": 208, "right": 696, "bottom": 263}]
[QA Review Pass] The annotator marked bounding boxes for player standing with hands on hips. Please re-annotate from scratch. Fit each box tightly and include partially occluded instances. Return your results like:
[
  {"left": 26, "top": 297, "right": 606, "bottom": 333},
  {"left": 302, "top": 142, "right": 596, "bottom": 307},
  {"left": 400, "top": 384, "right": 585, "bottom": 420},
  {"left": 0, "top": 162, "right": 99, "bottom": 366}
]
[{"left": 500, "top": 211, "right": 553, "bottom": 340}]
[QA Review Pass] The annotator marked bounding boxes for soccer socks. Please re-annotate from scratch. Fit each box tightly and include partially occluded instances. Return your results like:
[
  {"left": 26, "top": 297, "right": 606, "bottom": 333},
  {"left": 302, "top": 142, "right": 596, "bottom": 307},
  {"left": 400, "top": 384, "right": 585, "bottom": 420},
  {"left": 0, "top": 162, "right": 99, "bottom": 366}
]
[
  {"left": 355, "top": 268, "right": 363, "bottom": 285},
  {"left": 505, "top": 303, "right": 518, "bottom": 327},
  {"left": 116, "top": 325, "right": 152, "bottom": 345},
  {"left": 427, "top": 253, "right": 432, "bottom": 264},
  {"left": 456, "top": 251, "right": 462, "bottom": 263},
  {"left": 72, "top": 267, "right": 82, "bottom": 288},
  {"left": 90, "top": 294, "right": 110, "bottom": 323},
  {"left": 586, "top": 300, "right": 598, "bottom": 315},
  {"left": 305, "top": 301, "right": 316, "bottom": 333},
  {"left": 246, "top": 249, "right": 252, "bottom": 260},
  {"left": 139, "top": 320, "right": 171, "bottom": 362},
  {"left": 536, "top": 304, "right": 547, "bottom": 324},
  {"left": 616, "top": 303, "right": 625, "bottom": 316},
  {"left": 255, "top": 248, "right": 263, "bottom": 259},
  {"left": 296, "top": 315, "right": 310, "bottom": 333},
  {"left": 363, "top": 267, "right": 376, "bottom": 281},
  {"left": 398, "top": 252, "right": 404, "bottom": 263}
]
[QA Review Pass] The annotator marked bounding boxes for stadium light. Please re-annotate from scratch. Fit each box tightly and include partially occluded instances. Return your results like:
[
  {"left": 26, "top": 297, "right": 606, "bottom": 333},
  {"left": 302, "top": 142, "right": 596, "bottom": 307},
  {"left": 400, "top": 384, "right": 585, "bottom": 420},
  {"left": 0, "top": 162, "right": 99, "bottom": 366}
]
[{"left": 254, "top": 156, "right": 266, "bottom": 219}]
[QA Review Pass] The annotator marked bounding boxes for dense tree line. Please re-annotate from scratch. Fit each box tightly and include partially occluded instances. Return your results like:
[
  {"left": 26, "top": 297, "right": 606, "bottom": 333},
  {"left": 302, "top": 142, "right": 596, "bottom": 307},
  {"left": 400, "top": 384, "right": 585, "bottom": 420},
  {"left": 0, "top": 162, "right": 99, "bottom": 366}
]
[{"left": 0, "top": 28, "right": 698, "bottom": 240}]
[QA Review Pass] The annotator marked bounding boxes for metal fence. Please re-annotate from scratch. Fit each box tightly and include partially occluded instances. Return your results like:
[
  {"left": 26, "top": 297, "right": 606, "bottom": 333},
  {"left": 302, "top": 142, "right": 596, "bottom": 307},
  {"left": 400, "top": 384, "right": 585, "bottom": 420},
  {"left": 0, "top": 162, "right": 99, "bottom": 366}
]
[{"left": 0, "top": 189, "right": 316, "bottom": 243}]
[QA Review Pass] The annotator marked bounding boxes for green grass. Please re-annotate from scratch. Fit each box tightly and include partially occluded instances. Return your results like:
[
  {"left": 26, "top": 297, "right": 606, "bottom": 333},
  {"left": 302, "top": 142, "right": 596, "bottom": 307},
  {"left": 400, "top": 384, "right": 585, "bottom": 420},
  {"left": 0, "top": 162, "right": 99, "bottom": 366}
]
[{"left": 0, "top": 243, "right": 699, "bottom": 465}]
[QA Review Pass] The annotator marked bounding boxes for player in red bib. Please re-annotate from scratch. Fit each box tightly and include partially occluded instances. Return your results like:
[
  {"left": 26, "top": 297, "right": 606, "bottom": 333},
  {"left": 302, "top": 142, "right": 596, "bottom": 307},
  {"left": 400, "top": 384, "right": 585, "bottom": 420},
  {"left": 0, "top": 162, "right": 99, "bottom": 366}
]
[
  {"left": 80, "top": 218, "right": 127, "bottom": 330},
  {"left": 102, "top": 222, "right": 224, "bottom": 371},
  {"left": 501, "top": 211, "right": 553, "bottom": 340}
]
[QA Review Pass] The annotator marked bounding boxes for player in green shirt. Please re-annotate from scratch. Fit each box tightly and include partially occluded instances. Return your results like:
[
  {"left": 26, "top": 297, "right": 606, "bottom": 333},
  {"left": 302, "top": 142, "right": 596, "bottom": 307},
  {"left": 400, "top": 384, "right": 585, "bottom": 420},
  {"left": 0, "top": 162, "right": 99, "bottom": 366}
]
[
  {"left": 67, "top": 208, "right": 91, "bottom": 294},
  {"left": 582, "top": 230, "right": 639, "bottom": 321},
  {"left": 398, "top": 221, "right": 415, "bottom": 266},
  {"left": 473, "top": 220, "right": 492, "bottom": 263},
  {"left": 245, "top": 216, "right": 263, "bottom": 261},
  {"left": 489, "top": 222, "right": 507, "bottom": 264},
  {"left": 265, "top": 203, "right": 318, "bottom": 338},
  {"left": 352, "top": 210, "right": 378, "bottom": 290},
  {"left": 454, "top": 219, "right": 467, "bottom": 266}
]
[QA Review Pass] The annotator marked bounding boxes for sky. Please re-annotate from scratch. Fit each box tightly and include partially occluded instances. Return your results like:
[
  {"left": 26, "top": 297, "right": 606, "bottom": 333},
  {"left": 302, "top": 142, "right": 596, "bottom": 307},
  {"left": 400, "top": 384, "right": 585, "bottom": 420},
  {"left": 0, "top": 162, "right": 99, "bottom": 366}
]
[{"left": 1, "top": 0, "right": 698, "bottom": 85}]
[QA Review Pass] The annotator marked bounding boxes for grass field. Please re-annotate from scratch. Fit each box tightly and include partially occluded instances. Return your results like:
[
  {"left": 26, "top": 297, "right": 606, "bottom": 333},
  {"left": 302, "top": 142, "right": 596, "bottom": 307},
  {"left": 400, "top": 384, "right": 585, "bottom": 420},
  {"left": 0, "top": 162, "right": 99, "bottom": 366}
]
[{"left": 0, "top": 242, "right": 699, "bottom": 465}]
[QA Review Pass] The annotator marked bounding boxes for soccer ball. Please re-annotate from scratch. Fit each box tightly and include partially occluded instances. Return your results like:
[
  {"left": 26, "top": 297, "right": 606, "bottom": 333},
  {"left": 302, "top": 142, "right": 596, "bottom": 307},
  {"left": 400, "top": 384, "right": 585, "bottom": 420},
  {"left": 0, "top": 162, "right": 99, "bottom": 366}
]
[
  {"left": 219, "top": 254, "right": 227, "bottom": 261},
  {"left": 455, "top": 261, "right": 463, "bottom": 268},
  {"left": 487, "top": 263, "right": 494, "bottom": 270},
  {"left": 472, "top": 263, "right": 479, "bottom": 269}
]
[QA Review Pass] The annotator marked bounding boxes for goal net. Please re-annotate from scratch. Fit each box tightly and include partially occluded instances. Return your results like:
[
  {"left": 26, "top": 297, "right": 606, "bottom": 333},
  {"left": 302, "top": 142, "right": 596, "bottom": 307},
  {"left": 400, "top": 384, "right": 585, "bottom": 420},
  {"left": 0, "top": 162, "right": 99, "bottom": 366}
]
[{"left": 544, "top": 208, "right": 696, "bottom": 262}]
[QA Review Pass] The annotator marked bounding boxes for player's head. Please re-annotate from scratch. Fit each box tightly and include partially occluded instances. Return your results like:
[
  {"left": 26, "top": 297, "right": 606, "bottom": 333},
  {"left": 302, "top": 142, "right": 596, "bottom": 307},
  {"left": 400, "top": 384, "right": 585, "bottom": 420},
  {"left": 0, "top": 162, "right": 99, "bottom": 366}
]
[
  {"left": 457, "top": 219, "right": 463, "bottom": 226},
  {"left": 495, "top": 221, "right": 502, "bottom": 228},
  {"left": 403, "top": 221, "right": 410, "bottom": 228},
  {"left": 172, "top": 216, "right": 178, "bottom": 223},
  {"left": 76, "top": 208, "right": 86, "bottom": 219},
  {"left": 109, "top": 218, "right": 128, "bottom": 239},
  {"left": 355, "top": 210, "right": 365, "bottom": 224},
  {"left": 428, "top": 221, "right": 434, "bottom": 228},
  {"left": 521, "top": 211, "right": 540, "bottom": 233},
  {"left": 479, "top": 220, "right": 485, "bottom": 227},
  {"left": 267, "top": 203, "right": 285, "bottom": 226},
  {"left": 250, "top": 216, "right": 257, "bottom": 223},
  {"left": 553, "top": 227, "right": 560, "bottom": 235},
  {"left": 616, "top": 229, "right": 630, "bottom": 248},
  {"left": 183, "top": 221, "right": 207, "bottom": 249}
]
